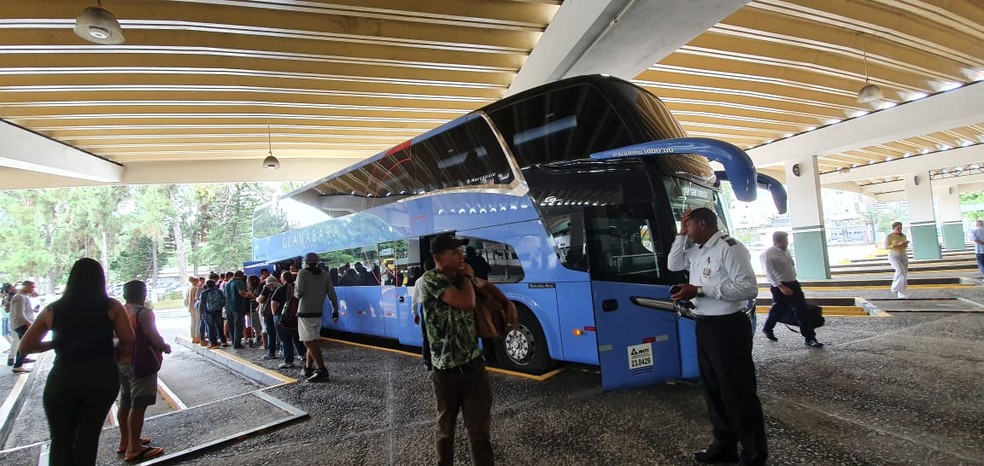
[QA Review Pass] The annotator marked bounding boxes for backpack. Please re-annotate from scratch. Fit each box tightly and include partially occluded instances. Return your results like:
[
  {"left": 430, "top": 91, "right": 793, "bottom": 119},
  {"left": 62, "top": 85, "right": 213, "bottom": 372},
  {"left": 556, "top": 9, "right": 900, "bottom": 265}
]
[
  {"left": 204, "top": 289, "right": 225, "bottom": 313},
  {"left": 278, "top": 284, "right": 299, "bottom": 328}
]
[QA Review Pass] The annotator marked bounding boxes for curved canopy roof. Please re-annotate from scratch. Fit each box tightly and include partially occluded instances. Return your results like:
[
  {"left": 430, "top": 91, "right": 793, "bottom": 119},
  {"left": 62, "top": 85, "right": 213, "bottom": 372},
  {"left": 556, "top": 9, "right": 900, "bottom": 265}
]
[{"left": 1, "top": 0, "right": 981, "bottom": 197}]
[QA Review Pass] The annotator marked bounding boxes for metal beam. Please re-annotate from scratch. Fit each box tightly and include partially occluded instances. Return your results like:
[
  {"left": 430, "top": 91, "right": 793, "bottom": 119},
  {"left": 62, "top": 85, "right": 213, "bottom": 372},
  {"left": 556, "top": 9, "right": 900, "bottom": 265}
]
[
  {"left": 0, "top": 158, "right": 361, "bottom": 190},
  {"left": 748, "top": 81, "right": 984, "bottom": 167},
  {"left": 508, "top": 0, "right": 749, "bottom": 95},
  {"left": 0, "top": 119, "right": 123, "bottom": 182}
]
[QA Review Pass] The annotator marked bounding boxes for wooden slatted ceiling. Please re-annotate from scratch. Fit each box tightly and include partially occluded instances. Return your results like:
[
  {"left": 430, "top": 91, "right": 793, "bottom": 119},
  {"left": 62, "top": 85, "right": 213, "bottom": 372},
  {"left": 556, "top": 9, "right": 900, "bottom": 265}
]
[
  {"left": 637, "top": 0, "right": 984, "bottom": 175},
  {"left": 0, "top": 0, "right": 559, "bottom": 163},
  {"left": 0, "top": 0, "right": 981, "bottom": 187}
]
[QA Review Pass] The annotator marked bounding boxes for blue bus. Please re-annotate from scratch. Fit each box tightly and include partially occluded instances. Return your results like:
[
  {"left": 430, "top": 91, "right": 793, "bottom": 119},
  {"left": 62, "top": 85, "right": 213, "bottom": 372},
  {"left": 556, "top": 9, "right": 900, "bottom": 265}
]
[{"left": 250, "top": 75, "right": 785, "bottom": 391}]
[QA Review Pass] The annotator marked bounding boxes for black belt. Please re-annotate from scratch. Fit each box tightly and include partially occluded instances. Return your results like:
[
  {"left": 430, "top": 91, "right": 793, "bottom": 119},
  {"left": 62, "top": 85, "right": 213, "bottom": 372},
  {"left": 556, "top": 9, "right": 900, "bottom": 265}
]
[
  {"left": 434, "top": 356, "right": 484, "bottom": 374},
  {"left": 692, "top": 310, "right": 747, "bottom": 320}
]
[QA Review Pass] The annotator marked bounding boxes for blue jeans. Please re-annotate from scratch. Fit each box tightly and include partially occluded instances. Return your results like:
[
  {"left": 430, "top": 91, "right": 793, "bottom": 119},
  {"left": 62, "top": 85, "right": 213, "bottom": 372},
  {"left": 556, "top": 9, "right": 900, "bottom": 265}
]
[
  {"left": 976, "top": 253, "right": 984, "bottom": 277},
  {"left": 264, "top": 312, "right": 278, "bottom": 357},
  {"left": 204, "top": 311, "right": 223, "bottom": 345},
  {"left": 13, "top": 325, "right": 28, "bottom": 368},
  {"left": 274, "top": 316, "right": 305, "bottom": 364}
]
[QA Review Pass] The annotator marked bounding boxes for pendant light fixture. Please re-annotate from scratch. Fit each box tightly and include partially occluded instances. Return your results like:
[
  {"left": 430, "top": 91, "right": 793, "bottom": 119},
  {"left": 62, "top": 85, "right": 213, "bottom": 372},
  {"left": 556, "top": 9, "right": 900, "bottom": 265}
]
[
  {"left": 74, "top": 0, "right": 125, "bottom": 45},
  {"left": 262, "top": 121, "right": 280, "bottom": 169},
  {"left": 857, "top": 48, "right": 883, "bottom": 104}
]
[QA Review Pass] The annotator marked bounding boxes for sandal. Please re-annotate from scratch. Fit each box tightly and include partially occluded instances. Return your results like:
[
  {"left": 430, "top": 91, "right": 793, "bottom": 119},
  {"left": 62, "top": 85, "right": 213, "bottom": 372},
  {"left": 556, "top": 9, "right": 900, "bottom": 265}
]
[
  {"left": 125, "top": 446, "right": 164, "bottom": 462},
  {"left": 116, "top": 438, "right": 152, "bottom": 454}
]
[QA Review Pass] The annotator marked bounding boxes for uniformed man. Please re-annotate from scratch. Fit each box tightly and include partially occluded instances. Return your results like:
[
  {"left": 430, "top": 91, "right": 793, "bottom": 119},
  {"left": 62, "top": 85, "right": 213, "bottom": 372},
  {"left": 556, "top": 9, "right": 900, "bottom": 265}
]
[
  {"left": 668, "top": 207, "right": 767, "bottom": 466},
  {"left": 760, "top": 231, "right": 823, "bottom": 347}
]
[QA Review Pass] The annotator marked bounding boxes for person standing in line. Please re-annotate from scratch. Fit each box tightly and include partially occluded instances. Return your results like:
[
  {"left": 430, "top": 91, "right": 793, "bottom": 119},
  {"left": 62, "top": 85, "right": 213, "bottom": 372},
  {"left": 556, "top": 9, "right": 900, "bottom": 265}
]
[
  {"left": 2, "top": 283, "right": 14, "bottom": 364},
  {"left": 116, "top": 280, "right": 170, "bottom": 462},
  {"left": 18, "top": 258, "right": 134, "bottom": 466},
  {"left": 198, "top": 280, "right": 225, "bottom": 348},
  {"left": 970, "top": 219, "right": 984, "bottom": 280},
  {"left": 465, "top": 246, "right": 492, "bottom": 280},
  {"left": 223, "top": 271, "right": 249, "bottom": 348},
  {"left": 885, "top": 221, "right": 910, "bottom": 299},
  {"left": 270, "top": 271, "right": 306, "bottom": 369},
  {"left": 294, "top": 252, "right": 339, "bottom": 382},
  {"left": 417, "top": 233, "right": 494, "bottom": 466},
  {"left": 760, "top": 231, "right": 824, "bottom": 348},
  {"left": 9, "top": 280, "right": 37, "bottom": 373},
  {"left": 668, "top": 208, "right": 767, "bottom": 466},
  {"left": 258, "top": 275, "right": 281, "bottom": 359},
  {"left": 184, "top": 276, "right": 201, "bottom": 344}
]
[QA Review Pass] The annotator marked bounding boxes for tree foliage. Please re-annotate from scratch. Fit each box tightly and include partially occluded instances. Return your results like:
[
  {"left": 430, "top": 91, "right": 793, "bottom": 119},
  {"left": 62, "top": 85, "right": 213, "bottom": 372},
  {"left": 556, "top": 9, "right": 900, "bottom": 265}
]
[{"left": 0, "top": 183, "right": 277, "bottom": 292}]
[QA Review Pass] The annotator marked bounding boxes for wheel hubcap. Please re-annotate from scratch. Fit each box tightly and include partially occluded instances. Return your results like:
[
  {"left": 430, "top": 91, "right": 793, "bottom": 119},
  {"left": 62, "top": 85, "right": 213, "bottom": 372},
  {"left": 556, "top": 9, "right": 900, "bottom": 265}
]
[{"left": 503, "top": 325, "right": 534, "bottom": 365}]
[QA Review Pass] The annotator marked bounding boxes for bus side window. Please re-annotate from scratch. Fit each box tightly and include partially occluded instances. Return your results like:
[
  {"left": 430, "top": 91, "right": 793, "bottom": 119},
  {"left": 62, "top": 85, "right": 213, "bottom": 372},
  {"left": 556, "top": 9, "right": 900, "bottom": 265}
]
[
  {"left": 543, "top": 208, "right": 588, "bottom": 272},
  {"left": 458, "top": 237, "right": 524, "bottom": 283}
]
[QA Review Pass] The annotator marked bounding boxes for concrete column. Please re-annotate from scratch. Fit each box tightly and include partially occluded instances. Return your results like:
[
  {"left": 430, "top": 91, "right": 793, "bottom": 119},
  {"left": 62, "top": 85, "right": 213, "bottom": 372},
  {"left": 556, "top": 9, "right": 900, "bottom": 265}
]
[
  {"left": 937, "top": 185, "right": 966, "bottom": 251},
  {"left": 785, "top": 156, "right": 830, "bottom": 279},
  {"left": 904, "top": 171, "right": 942, "bottom": 259}
]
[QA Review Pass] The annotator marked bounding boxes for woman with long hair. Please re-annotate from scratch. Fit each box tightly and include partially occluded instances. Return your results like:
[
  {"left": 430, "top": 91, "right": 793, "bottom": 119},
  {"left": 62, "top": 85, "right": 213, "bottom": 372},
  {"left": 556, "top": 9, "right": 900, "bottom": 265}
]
[{"left": 19, "top": 258, "right": 134, "bottom": 465}]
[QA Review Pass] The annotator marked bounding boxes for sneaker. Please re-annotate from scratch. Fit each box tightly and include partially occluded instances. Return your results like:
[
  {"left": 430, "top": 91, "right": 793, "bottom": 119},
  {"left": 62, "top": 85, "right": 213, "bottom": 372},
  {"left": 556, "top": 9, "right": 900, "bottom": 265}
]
[
  {"left": 220, "top": 343, "right": 229, "bottom": 347},
  {"left": 207, "top": 344, "right": 221, "bottom": 349},
  {"left": 763, "top": 329, "right": 778, "bottom": 342},
  {"left": 12, "top": 367, "right": 30, "bottom": 373},
  {"left": 302, "top": 366, "right": 314, "bottom": 378},
  {"left": 22, "top": 358, "right": 35, "bottom": 364},
  {"left": 306, "top": 369, "right": 329, "bottom": 382},
  {"left": 278, "top": 362, "right": 295, "bottom": 369},
  {"left": 897, "top": 292, "right": 909, "bottom": 299},
  {"left": 805, "top": 339, "right": 825, "bottom": 348},
  {"left": 262, "top": 354, "right": 278, "bottom": 360}
]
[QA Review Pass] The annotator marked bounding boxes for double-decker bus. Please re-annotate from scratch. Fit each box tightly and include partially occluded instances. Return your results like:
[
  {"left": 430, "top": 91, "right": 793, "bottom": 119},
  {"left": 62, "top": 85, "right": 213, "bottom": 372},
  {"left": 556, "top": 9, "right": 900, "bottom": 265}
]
[{"left": 250, "top": 75, "right": 785, "bottom": 391}]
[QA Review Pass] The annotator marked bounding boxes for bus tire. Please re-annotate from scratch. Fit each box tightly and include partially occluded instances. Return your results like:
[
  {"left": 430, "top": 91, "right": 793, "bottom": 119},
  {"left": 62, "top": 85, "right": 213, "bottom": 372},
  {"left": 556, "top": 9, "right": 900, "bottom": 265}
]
[{"left": 493, "top": 304, "right": 552, "bottom": 375}]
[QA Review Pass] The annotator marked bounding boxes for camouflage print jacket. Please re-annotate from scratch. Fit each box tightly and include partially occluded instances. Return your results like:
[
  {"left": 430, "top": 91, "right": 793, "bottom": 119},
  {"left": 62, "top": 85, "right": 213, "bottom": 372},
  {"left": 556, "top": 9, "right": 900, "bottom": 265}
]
[{"left": 416, "top": 270, "right": 480, "bottom": 370}]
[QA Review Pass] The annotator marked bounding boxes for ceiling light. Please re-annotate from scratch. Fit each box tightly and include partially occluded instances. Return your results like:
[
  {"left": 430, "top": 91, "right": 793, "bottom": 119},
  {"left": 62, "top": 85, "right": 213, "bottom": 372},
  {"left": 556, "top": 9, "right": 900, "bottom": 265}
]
[
  {"left": 262, "top": 122, "right": 280, "bottom": 169},
  {"left": 857, "top": 48, "right": 882, "bottom": 103},
  {"left": 74, "top": 2, "right": 125, "bottom": 45}
]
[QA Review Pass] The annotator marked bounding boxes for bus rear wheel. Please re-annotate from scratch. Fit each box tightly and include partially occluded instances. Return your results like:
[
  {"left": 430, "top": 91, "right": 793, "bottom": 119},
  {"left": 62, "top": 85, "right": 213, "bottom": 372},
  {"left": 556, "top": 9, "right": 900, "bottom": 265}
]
[{"left": 493, "top": 305, "right": 552, "bottom": 374}]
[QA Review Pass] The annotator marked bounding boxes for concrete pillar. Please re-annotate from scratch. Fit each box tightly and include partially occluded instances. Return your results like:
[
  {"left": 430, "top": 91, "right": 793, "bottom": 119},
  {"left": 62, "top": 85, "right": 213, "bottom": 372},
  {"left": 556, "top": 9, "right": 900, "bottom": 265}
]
[
  {"left": 785, "top": 156, "right": 830, "bottom": 279},
  {"left": 937, "top": 185, "right": 966, "bottom": 251},
  {"left": 904, "top": 171, "right": 942, "bottom": 259}
]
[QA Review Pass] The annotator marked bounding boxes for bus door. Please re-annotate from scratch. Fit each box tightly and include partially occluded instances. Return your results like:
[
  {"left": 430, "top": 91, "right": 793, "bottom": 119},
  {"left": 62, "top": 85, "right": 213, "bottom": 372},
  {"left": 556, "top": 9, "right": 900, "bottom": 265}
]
[
  {"left": 585, "top": 203, "right": 682, "bottom": 391},
  {"left": 378, "top": 240, "right": 413, "bottom": 340}
]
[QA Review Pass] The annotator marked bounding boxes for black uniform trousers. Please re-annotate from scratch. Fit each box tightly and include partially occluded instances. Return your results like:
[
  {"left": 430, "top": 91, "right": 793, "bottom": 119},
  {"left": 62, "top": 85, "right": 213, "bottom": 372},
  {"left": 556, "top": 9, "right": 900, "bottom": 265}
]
[
  {"left": 764, "top": 280, "right": 816, "bottom": 340},
  {"left": 696, "top": 312, "right": 768, "bottom": 465}
]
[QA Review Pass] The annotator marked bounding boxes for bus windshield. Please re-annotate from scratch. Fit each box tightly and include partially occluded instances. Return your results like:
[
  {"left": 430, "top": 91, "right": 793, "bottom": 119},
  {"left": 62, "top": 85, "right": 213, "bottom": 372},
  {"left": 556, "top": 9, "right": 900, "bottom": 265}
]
[{"left": 662, "top": 177, "right": 730, "bottom": 234}]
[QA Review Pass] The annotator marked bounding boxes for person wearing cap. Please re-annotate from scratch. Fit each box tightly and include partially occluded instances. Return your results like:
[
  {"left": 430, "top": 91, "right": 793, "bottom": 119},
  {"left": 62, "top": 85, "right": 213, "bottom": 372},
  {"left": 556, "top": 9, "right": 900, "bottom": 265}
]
[
  {"left": 294, "top": 252, "right": 339, "bottom": 382},
  {"left": 416, "top": 233, "right": 494, "bottom": 466},
  {"left": 257, "top": 275, "right": 281, "bottom": 358}
]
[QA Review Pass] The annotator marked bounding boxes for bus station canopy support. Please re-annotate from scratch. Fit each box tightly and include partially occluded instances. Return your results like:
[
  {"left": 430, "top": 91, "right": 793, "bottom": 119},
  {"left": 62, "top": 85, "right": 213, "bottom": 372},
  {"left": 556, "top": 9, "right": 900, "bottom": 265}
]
[
  {"left": 784, "top": 154, "right": 831, "bottom": 280},
  {"left": 0, "top": 120, "right": 123, "bottom": 183},
  {"left": 905, "top": 171, "right": 943, "bottom": 260},
  {"left": 936, "top": 186, "right": 966, "bottom": 251}
]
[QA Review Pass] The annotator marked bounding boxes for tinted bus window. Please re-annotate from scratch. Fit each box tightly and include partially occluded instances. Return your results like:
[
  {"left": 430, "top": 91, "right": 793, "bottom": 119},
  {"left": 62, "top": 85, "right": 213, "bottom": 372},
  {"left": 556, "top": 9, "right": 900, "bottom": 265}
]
[
  {"left": 410, "top": 118, "right": 514, "bottom": 192},
  {"left": 488, "top": 83, "right": 635, "bottom": 168},
  {"left": 459, "top": 237, "right": 524, "bottom": 283},
  {"left": 586, "top": 203, "right": 664, "bottom": 283}
]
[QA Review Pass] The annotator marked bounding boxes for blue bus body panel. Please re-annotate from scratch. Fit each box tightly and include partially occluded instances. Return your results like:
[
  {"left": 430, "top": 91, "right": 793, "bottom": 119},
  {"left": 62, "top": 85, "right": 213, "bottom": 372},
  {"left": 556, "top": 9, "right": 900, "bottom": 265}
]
[
  {"left": 677, "top": 317, "right": 699, "bottom": 379},
  {"left": 592, "top": 281, "right": 682, "bottom": 390},
  {"left": 555, "top": 282, "right": 598, "bottom": 365}
]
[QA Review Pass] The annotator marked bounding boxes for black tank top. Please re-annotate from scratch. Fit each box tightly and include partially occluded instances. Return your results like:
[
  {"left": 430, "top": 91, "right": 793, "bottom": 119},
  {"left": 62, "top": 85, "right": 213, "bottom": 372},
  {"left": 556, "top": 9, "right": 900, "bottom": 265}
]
[{"left": 50, "top": 298, "right": 115, "bottom": 366}]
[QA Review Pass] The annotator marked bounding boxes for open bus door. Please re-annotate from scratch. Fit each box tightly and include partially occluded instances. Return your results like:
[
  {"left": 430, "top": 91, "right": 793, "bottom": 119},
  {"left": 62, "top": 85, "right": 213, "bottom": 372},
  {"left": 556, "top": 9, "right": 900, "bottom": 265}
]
[
  {"left": 585, "top": 203, "right": 685, "bottom": 390},
  {"left": 586, "top": 137, "right": 778, "bottom": 391}
]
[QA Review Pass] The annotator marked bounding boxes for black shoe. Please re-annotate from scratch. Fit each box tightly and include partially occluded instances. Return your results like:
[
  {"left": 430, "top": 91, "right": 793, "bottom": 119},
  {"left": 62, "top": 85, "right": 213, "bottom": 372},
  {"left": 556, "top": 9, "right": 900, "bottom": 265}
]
[
  {"left": 805, "top": 339, "right": 824, "bottom": 348},
  {"left": 693, "top": 448, "right": 739, "bottom": 464},
  {"left": 303, "top": 366, "right": 314, "bottom": 378},
  {"left": 306, "top": 369, "right": 329, "bottom": 382},
  {"left": 763, "top": 330, "right": 778, "bottom": 342}
]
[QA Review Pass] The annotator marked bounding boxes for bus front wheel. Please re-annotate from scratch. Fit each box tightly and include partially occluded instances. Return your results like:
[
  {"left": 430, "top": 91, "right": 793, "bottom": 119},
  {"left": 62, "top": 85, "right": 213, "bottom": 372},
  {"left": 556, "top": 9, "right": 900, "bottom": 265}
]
[{"left": 494, "top": 305, "right": 552, "bottom": 374}]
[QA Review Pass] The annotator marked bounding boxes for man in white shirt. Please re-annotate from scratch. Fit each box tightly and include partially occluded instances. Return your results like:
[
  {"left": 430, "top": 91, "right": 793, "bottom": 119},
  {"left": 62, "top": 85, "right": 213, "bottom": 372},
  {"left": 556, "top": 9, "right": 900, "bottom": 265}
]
[
  {"left": 668, "top": 208, "right": 767, "bottom": 466},
  {"left": 970, "top": 220, "right": 984, "bottom": 279},
  {"left": 760, "top": 231, "right": 823, "bottom": 348},
  {"left": 9, "top": 280, "right": 36, "bottom": 373}
]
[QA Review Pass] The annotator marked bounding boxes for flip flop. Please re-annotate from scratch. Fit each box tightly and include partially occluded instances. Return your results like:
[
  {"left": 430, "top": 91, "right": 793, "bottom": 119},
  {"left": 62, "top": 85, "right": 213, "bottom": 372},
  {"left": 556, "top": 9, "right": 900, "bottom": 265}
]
[
  {"left": 117, "top": 438, "right": 152, "bottom": 453},
  {"left": 124, "top": 446, "right": 164, "bottom": 462}
]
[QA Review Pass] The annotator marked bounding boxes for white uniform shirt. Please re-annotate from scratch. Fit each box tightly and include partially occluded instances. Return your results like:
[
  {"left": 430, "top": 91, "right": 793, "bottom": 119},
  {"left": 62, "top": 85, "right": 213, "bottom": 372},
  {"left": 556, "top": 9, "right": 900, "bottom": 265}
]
[
  {"left": 668, "top": 231, "right": 758, "bottom": 316},
  {"left": 971, "top": 227, "right": 984, "bottom": 255},
  {"left": 760, "top": 246, "right": 797, "bottom": 287}
]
